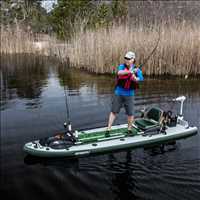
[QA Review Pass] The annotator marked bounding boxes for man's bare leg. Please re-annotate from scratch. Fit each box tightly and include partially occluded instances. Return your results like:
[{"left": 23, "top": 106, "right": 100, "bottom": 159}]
[
  {"left": 107, "top": 112, "right": 117, "bottom": 131},
  {"left": 128, "top": 115, "right": 134, "bottom": 130}
]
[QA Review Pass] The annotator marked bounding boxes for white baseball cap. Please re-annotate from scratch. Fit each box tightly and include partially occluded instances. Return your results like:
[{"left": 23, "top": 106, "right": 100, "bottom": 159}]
[{"left": 124, "top": 51, "right": 135, "bottom": 60}]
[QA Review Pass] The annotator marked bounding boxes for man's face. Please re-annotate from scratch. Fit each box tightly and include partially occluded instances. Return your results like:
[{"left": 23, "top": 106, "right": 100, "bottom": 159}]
[{"left": 124, "top": 58, "right": 134, "bottom": 66}]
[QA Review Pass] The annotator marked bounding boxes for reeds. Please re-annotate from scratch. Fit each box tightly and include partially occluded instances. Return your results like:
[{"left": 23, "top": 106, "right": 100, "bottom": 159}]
[
  {"left": 67, "top": 20, "right": 200, "bottom": 75},
  {"left": 1, "top": 24, "right": 50, "bottom": 55},
  {"left": 1, "top": 20, "right": 200, "bottom": 76}
]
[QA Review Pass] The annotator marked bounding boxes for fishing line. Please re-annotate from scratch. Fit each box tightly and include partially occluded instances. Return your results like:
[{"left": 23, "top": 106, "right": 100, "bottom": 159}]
[
  {"left": 139, "top": 27, "right": 161, "bottom": 69},
  {"left": 61, "top": 67, "right": 72, "bottom": 132}
]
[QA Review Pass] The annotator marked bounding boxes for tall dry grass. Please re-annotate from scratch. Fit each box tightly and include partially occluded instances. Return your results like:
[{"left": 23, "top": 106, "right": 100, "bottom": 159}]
[
  {"left": 0, "top": 24, "right": 67, "bottom": 59},
  {"left": 1, "top": 20, "right": 200, "bottom": 76},
  {"left": 1, "top": 25, "right": 36, "bottom": 54},
  {"left": 68, "top": 21, "right": 200, "bottom": 75}
]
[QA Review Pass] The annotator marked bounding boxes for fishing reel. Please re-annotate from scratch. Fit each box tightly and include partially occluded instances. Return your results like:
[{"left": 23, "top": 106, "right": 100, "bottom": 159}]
[
  {"left": 64, "top": 122, "right": 72, "bottom": 131},
  {"left": 63, "top": 122, "right": 76, "bottom": 141},
  {"left": 64, "top": 122, "right": 67, "bottom": 129}
]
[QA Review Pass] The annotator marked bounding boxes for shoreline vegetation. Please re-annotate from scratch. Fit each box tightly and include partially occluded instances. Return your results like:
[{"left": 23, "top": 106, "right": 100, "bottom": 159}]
[{"left": 1, "top": 1, "right": 200, "bottom": 76}]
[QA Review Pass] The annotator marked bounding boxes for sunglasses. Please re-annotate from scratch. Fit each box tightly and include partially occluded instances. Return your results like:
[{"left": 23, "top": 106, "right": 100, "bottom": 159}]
[{"left": 124, "top": 57, "right": 132, "bottom": 60}]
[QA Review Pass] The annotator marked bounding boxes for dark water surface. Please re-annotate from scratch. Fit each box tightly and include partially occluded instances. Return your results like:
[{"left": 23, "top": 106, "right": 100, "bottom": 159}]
[{"left": 1, "top": 58, "right": 200, "bottom": 200}]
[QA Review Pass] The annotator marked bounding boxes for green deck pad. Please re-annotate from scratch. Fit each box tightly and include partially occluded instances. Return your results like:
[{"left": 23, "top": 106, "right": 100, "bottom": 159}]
[
  {"left": 78, "top": 127, "right": 138, "bottom": 143},
  {"left": 135, "top": 119, "right": 158, "bottom": 129}
]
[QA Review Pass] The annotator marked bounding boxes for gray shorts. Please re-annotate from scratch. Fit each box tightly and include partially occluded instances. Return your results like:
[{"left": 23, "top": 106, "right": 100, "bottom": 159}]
[{"left": 111, "top": 95, "right": 134, "bottom": 116}]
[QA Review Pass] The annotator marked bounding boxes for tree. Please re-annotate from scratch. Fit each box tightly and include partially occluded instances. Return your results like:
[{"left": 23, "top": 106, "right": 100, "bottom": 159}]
[
  {"left": 0, "top": 0, "right": 49, "bottom": 33},
  {"left": 49, "top": 0, "right": 128, "bottom": 39},
  {"left": 49, "top": 0, "right": 95, "bottom": 39}
]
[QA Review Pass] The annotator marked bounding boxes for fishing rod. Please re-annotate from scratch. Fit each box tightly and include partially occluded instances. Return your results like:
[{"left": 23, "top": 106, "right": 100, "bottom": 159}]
[
  {"left": 111, "top": 28, "right": 161, "bottom": 75},
  {"left": 63, "top": 84, "right": 72, "bottom": 132},
  {"left": 137, "top": 27, "right": 161, "bottom": 69},
  {"left": 61, "top": 67, "right": 72, "bottom": 133}
]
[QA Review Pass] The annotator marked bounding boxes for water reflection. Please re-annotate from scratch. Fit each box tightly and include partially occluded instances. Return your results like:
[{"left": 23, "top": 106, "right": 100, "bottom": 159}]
[
  {"left": 1, "top": 57, "right": 199, "bottom": 113},
  {"left": 107, "top": 151, "right": 137, "bottom": 199},
  {"left": 24, "top": 155, "right": 79, "bottom": 169},
  {"left": 1, "top": 54, "right": 49, "bottom": 110},
  {"left": 57, "top": 64, "right": 114, "bottom": 95}
]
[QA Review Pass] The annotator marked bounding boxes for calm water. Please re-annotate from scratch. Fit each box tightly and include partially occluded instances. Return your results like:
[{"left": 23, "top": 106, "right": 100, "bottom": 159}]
[{"left": 1, "top": 56, "right": 200, "bottom": 200}]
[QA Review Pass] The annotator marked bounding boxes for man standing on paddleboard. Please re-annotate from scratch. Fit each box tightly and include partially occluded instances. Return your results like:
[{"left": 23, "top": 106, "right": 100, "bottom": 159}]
[{"left": 106, "top": 51, "right": 144, "bottom": 137}]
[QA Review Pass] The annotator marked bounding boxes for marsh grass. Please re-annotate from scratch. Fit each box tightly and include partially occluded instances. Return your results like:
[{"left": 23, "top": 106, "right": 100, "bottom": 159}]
[
  {"left": 68, "top": 21, "right": 200, "bottom": 76},
  {"left": 1, "top": 20, "right": 200, "bottom": 76}
]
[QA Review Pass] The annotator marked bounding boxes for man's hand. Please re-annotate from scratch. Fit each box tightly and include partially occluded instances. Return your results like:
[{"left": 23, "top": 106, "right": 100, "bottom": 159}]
[
  {"left": 132, "top": 74, "right": 139, "bottom": 81},
  {"left": 130, "top": 68, "right": 138, "bottom": 74}
]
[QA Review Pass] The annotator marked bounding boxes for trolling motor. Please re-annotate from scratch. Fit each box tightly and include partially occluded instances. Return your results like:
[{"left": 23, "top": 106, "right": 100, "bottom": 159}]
[
  {"left": 162, "top": 96, "right": 187, "bottom": 128},
  {"left": 173, "top": 96, "right": 189, "bottom": 128},
  {"left": 173, "top": 96, "right": 186, "bottom": 119}
]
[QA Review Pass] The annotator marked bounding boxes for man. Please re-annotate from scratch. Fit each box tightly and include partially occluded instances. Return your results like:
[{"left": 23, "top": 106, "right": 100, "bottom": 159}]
[{"left": 106, "top": 51, "right": 144, "bottom": 136}]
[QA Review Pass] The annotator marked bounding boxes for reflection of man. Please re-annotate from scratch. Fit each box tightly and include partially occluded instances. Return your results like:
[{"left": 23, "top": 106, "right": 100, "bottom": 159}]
[
  {"left": 109, "top": 151, "right": 134, "bottom": 199},
  {"left": 106, "top": 51, "right": 144, "bottom": 136}
]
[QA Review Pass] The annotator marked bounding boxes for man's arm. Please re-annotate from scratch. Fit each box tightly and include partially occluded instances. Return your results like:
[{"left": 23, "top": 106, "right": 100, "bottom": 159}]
[
  {"left": 135, "top": 69, "right": 144, "bottom": 81},
  {"left": 131, "top": 68, "right": 144, "bottom": 81},
  {"left": 118, "top": 70, "right": 130, "bottom": 76}
]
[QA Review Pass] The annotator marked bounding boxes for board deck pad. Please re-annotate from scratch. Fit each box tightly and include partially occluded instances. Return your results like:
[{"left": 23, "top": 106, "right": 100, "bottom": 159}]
[{"left": 78, "top": 127, "right": 139, "bottom": 143}]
